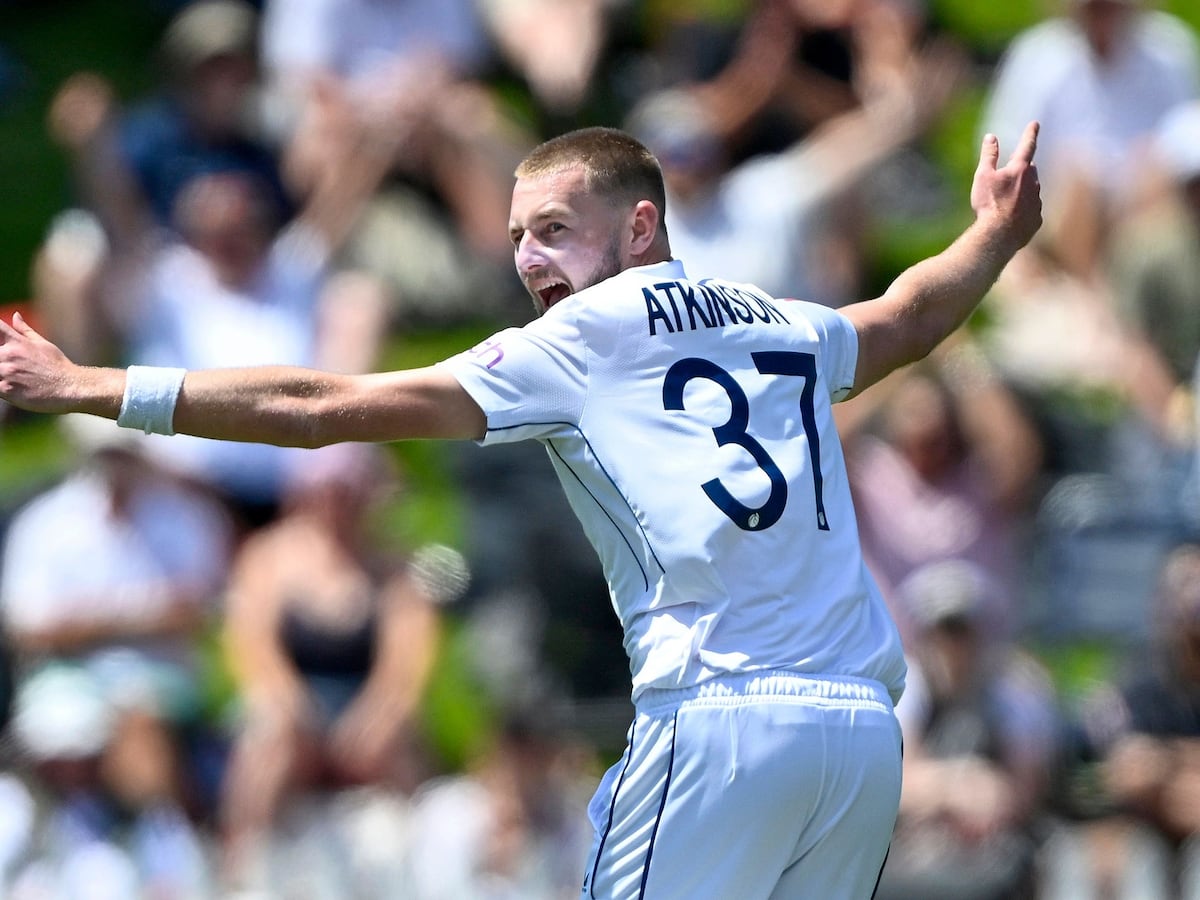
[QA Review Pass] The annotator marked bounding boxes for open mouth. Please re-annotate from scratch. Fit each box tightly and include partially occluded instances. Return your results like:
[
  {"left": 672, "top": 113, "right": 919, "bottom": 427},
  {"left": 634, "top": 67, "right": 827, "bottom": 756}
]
[{"left": 536, "top": 281, "right": 572, "bottom": 309}]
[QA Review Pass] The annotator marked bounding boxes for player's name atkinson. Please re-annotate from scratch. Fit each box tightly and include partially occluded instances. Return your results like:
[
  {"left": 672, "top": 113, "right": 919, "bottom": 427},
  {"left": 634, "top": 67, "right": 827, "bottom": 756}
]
[{"left": 643, "top": 280, "right": 789, "bottom": 336}]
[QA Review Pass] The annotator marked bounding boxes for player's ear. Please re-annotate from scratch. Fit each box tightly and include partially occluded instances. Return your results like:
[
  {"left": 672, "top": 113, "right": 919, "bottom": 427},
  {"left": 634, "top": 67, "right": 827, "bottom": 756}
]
[{"left": 628, "top": 200, "right": 660, "bottom": 256}]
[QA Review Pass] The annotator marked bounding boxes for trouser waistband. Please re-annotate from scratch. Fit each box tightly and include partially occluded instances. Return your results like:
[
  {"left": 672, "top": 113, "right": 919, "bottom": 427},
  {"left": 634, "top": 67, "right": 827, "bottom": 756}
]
[{"left": 636, "top": 669, "right": 894, "bottom": 716}]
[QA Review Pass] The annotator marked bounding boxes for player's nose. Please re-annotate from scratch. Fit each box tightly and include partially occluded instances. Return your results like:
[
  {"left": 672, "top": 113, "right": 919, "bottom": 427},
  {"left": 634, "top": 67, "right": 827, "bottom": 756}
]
[{"left": 514, "top": 233, "right": 547, "bottom": 275}]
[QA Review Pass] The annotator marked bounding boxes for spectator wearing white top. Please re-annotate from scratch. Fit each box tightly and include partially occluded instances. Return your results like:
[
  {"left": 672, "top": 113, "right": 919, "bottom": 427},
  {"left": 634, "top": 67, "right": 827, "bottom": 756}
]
[
  {"left": 103, "top": 80, "right": 397, "bottom": 526},
  {"left": 980, "top": 0, "right": 1200, "bottom": 282},
  {"left": 0, "top": 416, "right": 235, "bottom": 826}
]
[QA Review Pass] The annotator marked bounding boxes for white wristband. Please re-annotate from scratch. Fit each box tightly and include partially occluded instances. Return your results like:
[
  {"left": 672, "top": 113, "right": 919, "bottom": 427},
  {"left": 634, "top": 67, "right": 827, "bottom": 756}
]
[{"left": 117, "top": 366, "right": 187, "bottom": 435}]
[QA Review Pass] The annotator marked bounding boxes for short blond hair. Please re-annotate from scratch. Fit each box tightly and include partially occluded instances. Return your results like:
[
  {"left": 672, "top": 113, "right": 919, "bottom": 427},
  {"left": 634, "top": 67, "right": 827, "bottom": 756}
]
[{"left": 516, "top": 127, "right": 668, "bottom": 228}]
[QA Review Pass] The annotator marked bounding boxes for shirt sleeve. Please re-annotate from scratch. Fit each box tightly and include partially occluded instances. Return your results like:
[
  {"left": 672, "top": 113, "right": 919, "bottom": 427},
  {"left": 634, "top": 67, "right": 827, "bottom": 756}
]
[
  {"left": 438, "top": 313, "right": 589, "bottom": 445},
  {"left": 782, "top": 298, "right": 859, "bottom": 401}
]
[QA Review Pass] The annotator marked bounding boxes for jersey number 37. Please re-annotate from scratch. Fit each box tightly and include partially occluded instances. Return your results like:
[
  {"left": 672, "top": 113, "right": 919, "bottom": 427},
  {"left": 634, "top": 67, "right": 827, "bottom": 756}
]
[{"left": 663, "top": 351, "right": 830, "bottom": 533}]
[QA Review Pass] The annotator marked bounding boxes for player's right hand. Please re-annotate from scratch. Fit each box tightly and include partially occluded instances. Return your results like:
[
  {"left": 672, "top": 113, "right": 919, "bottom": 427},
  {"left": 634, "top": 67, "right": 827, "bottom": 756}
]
[{"left": 0, "top": 312, "right": 106, "bottom": 416}]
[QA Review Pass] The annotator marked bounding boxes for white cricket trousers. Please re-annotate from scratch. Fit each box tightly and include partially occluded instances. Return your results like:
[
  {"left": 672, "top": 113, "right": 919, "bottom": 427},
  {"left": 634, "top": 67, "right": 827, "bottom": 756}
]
[{"left": 580, "top": 670, "right": 903, "bottom": 900}]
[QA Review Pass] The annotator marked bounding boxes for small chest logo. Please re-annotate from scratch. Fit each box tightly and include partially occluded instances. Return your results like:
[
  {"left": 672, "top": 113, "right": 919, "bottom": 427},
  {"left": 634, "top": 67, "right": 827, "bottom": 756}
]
[{"left": 467, "top": 338, "right": 504, "bottom": 369}]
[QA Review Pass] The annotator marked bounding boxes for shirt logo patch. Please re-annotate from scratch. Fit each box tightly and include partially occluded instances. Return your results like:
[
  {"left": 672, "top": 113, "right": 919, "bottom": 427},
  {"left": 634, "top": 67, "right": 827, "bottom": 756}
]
[{"left": 467, "top": 338, "right": 505, "bottom": 369}]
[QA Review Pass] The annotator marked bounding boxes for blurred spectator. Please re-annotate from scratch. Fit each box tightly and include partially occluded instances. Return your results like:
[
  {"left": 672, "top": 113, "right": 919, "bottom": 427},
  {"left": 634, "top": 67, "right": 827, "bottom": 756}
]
[
  {"left": 476, "top": 0, "right": 613, "bottom": 122},
  {"left": 0, "top": 416, "right": 234, "bottom": 894},
  {"left": 1050, "top": 543, "right": 1200, "bottom": 899},
  {"left": 126, "top": 148, "right": 392, "bottom": 525},
  {"left": 632, "top": 0, "right": 940, "bottom": 152},
  {"left": 837, "top": 347, "right": 1044, "bottom": 645},
  {"left": 40, "top": 65, "right": 399, "bottom": 527},
  {"left": 979, "top": 0, "right": 1200, "bottom": 283},
  {"left": 4, "top": 663, "right": 212, "bottom": 899},
  {"left": 449, "top": 440, "right": 629, "bottom": 708},
  {"left": 625, "top": 0, "right": 962, "bottom": 307},
  {"left": 35, "top": 0, "right": 290, "bottom": 366},
  {"left": 746, "top": 0, "right": 950, "bottom": 154},
  {"left": 875, "top": 560, "right": 1061, "bottom": 900},
  {"left": 116, "top": 0, "right": 288, "bottom": 229},
  {"left": 403, "top": 703, "right": 596, "bottom": 899},
  {"left": 1106, "top": 99, "right": 1200, "bottom": 456},
  {"left": 257, "top": 0, "right": 533, "bottom": 327},
  {"left": 217, "top": 443, "right": 445, "bottom": 893},
  {"left": 0, "top": 416, "right": 233, "bottom": 712}
]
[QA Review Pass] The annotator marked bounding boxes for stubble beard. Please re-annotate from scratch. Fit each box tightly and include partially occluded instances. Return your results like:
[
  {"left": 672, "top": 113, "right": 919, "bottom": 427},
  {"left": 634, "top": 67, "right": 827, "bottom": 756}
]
[{"left": 526, "top": 235, "right": 625, "bottom": 316}]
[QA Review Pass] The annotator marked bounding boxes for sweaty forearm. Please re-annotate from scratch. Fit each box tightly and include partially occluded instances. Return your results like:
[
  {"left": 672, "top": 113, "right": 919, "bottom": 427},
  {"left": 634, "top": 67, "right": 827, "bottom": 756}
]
[
  {"left": 62, "top": 363, "right": 361, "bottom": 447},
  {"left": 50, "top": 359, "right": 481, "bottom": 446},
  {"left": 882, "top": 218, "right": 1016, "bottom": 357},
  {"left": 171, "top": 366, "right": 356, "bottom": 448},
  {"left": 175, "top": 364, "right": 485, "bottom": 445}
]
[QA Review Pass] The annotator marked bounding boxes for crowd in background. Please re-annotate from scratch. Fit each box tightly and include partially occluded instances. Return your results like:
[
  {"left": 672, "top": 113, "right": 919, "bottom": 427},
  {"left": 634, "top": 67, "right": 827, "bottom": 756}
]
[{"left": 0, "top": 0, "right": 1199, "bottom": 897}]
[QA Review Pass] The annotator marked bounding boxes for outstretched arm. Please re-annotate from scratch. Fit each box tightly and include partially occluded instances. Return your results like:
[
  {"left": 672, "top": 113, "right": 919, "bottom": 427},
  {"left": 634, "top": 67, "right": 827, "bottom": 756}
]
[
  {"left": 0, "top": 313, "right": 486, "bottom": 445},
  {"left": 840, "top": 121, "right": 1042, "bottom": 398}
]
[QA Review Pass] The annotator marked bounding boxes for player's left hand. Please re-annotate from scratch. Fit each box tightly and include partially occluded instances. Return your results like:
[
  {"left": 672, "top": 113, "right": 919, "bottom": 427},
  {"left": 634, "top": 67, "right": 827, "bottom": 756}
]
[{"left": 970, "top": 120, "right": 1042, "bottom": 254}]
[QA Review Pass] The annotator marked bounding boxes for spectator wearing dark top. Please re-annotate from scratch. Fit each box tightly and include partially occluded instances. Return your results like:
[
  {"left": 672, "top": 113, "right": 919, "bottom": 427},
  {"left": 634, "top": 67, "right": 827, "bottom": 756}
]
[{"left": 1062, "top": 543, "right": 1200, "bottom": 898}]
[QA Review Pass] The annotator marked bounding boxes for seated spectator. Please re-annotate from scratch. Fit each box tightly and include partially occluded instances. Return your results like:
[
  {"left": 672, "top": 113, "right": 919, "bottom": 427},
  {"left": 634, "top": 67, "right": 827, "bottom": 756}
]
[
  {"left": 837, "top": 348, "right": 1044, "bottom": 645},
  {"left": 403, "top": 702, "right": 596, "bottom": 899},
  {"left": 116, "top": 0, "right": 289, "bottom": 230},
  {"left": 0, "top": 415, "right": 235, "bottom": 857},
  {"left": 1057, "top": 543, "right": 1200, "bottom": 899},
  {"left": 875, "top": 560, "right": 1061, "bottom": 900},
  {"left": 979, "top": 0, "right": 1200, "bottom": 284},
  {"left": 125, "top": 159, "right": 389, "bottom": 525},
  {"left": 217, "top": 443, "right": 444, "bottom": 892},
  {"left": 4, "top": 663, "right": 212, "bottom": 898}
]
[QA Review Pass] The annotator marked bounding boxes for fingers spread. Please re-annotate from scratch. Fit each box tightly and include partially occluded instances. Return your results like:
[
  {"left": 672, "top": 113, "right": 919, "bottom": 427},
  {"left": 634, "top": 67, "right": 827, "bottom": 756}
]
[{"left": 1009, "top": 120, "right": 1039, "bottom": 166}]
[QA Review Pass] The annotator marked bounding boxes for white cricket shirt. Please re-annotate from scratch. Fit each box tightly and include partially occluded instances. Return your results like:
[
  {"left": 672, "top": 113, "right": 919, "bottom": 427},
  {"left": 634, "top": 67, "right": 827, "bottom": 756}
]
[{"left": 443, "top": 259, "right": 906, "bottom": 702}]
